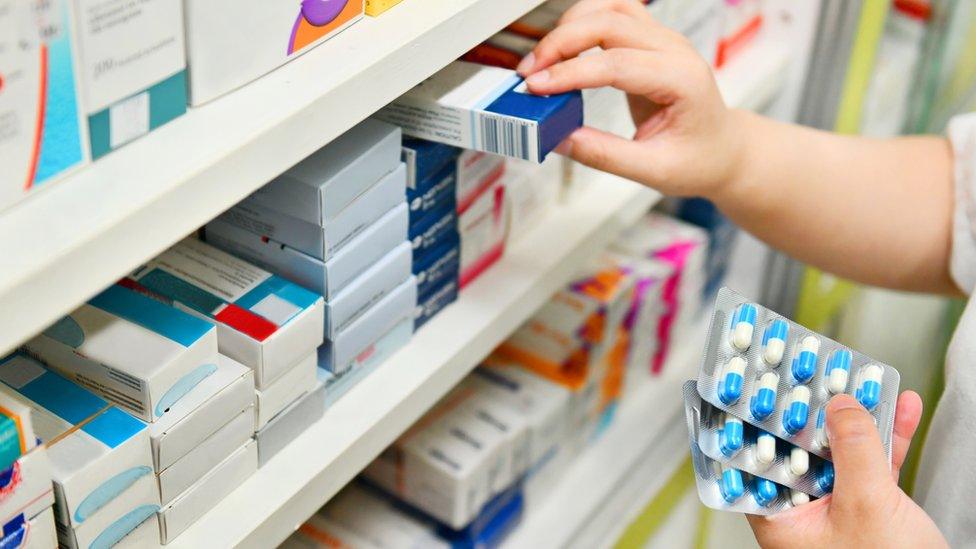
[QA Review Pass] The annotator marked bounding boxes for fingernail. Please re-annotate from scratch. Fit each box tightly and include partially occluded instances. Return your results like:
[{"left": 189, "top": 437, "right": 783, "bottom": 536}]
[
  {"left": 516, "top": 52, "right": 535, "bottom": 75},
  {"left": 554, "top": 138, "right": 573, "bottom": 156},
  {"left": 526, "top": 69, "right": 550, "bottom": 87}
]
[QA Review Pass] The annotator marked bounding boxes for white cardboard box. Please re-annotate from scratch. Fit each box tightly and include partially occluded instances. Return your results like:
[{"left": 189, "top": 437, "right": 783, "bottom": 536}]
[
  {"left": 459, "top": 179, "right": 507, "bottom": 288},
  {"left": 456, "top": 151, "right": 505, "bottom": 214},
  {"left": 149, "top": 355, "right": 254, "bottom": 473},
  {"left": 222, "top": 163, "right": 407, "bottom": 261},
  {"left": 24, "top": 284, "right": 219, "bottom": 422},
  {"left": 255, "top": 351, "right": 317, "bottom": 431},
  {"left": 2, "top": 506, "right": 57, "bottom": 549},
  {"left": 319, "top": 276, "right": 417, "bottom": 374},
  {"left": 57, "top": 474, "right": 157, "bottom": 549},
  {"left": 0, "top": 355, "right": 156, "bottom": 532},
  {"left": 127, "top": 238, "right": 325, "bottom": 390},
  {"left": 0, "top": 447, "right": 55, "bottom": 527},
  {"left": 158, "top": 440, "right": 257, "bottom": 543},
  {"left": 183, "top": 0, "right": 365, "bottom": 105},
  {"left": 157, "top": 405, "right": 254, "bottom": 506},
  {"left": 245, "top": 119, "right": 401, "bottom": 225},
  {"left": 326, "top": 242, "right": 412, "bottom": 339},
  {"left": 317, "top": 484, "right": 449, "bottom": 549},
  {"left": 256, "top": 379, "right": 326, "bottom": 467},
  {"left": 207, "top": 203, "right": 409, "bottom": 301},
  {"left": 114, "top": 513, "right": 159, "bottom": 548}
]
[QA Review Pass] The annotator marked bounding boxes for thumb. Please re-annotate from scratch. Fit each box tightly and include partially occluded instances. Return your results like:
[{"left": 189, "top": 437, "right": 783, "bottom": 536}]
[
  {"left": 826, "top": 394, "right": 894, "bottom": 512},
  {"left": 561, "top": 127, "right": 667, "bottom": 187}
]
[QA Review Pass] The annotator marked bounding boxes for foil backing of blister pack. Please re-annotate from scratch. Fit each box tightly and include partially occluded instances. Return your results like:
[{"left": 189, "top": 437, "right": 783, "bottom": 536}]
[
  {"left": 696, "top": 288, "right": 900, "bottom": 461},
  {"left": 685, "top": 386, "right": 830, "bottom": 498},
  {"left": 684, "top": 382, "right": 795, "bottom": 514}
]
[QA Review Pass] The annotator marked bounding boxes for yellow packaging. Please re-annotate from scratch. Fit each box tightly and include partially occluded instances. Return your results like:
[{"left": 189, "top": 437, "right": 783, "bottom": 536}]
[{"left": 365, "top": 0, "right": 403, "bottom": 16}]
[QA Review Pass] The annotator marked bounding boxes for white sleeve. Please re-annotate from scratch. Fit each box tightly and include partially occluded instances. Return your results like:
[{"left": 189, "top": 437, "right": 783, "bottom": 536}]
[{"left": 949, "top": 113, "right": 976, "bottom": 295}]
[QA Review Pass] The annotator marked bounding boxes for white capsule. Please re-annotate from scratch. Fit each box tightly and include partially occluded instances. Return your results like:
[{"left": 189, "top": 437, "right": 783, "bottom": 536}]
[
  {"left": 788, "top": 447, "right": 809, "bottom": 476},
  {"left": 798, "top": 336, "right": 820, "bottom": 355},
  {"left": 790, "top": 489, "right": 810, "bottom": 506},
  {"left": 730, "top": 304, "right": 758, "bottom": 351},
  {"left": 755, "top": 431, "right": 776, "bottom": 466}
]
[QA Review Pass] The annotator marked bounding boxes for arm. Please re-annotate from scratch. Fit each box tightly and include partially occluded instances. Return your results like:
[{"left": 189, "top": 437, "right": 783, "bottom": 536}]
[{"left": 520, "top": 0, "right": 957, "bottom": 294}]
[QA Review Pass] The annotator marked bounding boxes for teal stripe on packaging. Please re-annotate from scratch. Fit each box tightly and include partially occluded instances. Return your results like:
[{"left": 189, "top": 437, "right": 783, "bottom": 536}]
[
  {"left": 89, "top": 285, "right": 214, "bottom": 347},
  {"left": 137, "top": 268, "right": 226, "bottom": 315},
  {"left": 87, "top": 70, "right": 188, "bottom": 159}
]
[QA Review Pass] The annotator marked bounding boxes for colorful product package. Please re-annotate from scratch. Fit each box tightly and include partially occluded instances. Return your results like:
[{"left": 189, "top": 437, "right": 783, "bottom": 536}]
[
  {"left": 72, "top": 0, "right": 187, "bottom": 158},
  {"left": 0, "top": 447, "right": 55, "bottom": 533},
  {"left": 220, "top": 163, "right": 407, "bottom": 262},
  {"left": 0, "top": 355, "right": 157, "bottom": 539},
  {"left": 0, "top": 392, "right": 35, "bottom": 474},
  {"left": 365, "top": 0, "right": 403, "bottom": 17},
  {"left": 0, "top": 0, "right": 88, "bottom": 213},
  {"left": 376, "top": 61, "right": 583, "bottom": 163},
  {"left": 183, "top": 0, "right": 365, "bottom": 104},
  {"left": 125, "top": 237, "right": 324, "bottom": 390},
  {"left": 456, "top": 150, "right": 506, "bottom": 215},
  {"left": 206, "top": 203, "right": 409, "bottom": 301},
  {"left": 459, "top": 180, "right": 507, "bottom": 288},
  {"left": 244, "top": 118, "right": 401, "bottom": 227},
  {"left": 3, "top": 506, "right": 56, "bottom": 549},
  {"left": 24, "top": 284, "right": 219, "bottom": 422}
]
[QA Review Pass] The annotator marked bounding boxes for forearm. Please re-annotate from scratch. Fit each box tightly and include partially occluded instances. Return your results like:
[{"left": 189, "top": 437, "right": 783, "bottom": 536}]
[{"left": 712, "top": 110, "right": 957, "bottom": 295}]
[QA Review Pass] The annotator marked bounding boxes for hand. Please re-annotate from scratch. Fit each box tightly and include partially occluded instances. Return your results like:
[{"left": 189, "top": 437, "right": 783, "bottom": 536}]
[
  {"left": 517, "top": 0, "right": 745, "bottom": 198},
  {"left": 747, "top": 392, "right": 947, "bottom": 548}
]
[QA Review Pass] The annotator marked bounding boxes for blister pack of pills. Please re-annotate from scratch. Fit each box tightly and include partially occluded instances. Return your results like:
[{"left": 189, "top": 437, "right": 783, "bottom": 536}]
[
  {"left": 696, "top": 288, "right": 900, "bottom": 460},
  {"left": 684, "top": 381, "right": 806, "bottom": 514},
  {"left": 685, "top": 384, "right": 834, "bottom": 498}
]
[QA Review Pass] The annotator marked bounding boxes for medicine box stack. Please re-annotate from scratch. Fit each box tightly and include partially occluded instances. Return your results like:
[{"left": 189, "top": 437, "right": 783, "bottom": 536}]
[
  {"left": 0, "top": 0, "right": 88, "bottom": 213},
  {"left": 22, "top": 277, "right": 264, "bottom": 542},
  {"left": 0, "top": 353, "right": 157, "bottom": 547},
  {"left": 457, "top": 150, "right": 509, "bottom": 288},
  {"left": 684, "top": 288, "right": 900, "bottom": 514},
  {"left": 183, "top": 0, "right": 364, "bottom": 104},
  {"left": 205, "top": 118, "right": 416, "bottom": 430},
  {"left": 402, "top": 138, "right": 462, "bottom": 329},
  {"left": 376, "top": 60, "right": 583, "bottom": 164},
  {"left": 71, "top": 0, "right": 188, "bottom": 159}
]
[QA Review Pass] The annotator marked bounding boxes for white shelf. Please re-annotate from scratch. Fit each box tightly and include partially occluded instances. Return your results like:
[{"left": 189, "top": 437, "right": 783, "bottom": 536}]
[
  {"left": 0, "top": 0, "right": 549, "bottom": 357},
  {"left": 169, "top": 173, "right": 658, "bottom": 549},
  {"left": 501, "top": 318, "right": 706, "bottom": 549},
  {"left": 716, "top": 33, "right": 793, "bottom": 113}
]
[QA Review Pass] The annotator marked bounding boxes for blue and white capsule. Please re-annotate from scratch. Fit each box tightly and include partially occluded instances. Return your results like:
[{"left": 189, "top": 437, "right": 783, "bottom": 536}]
[
  {"left": 718, "top": 356, "right": 747, "bottom": 405},
  {"left": 719, "top": 413, "right": 744, "bottom": 457},
  {"left": 855, "top": 364, "right": 884, "bottom": 411},
  {"left": 755, "top": 430, "right": 776, "bottom": 466},
  {"left": 782, "top": 385, "right": 811, "bottom": 435},
  {"left": 719, "top": 466, "right": 745, "bottom": 503},
  {"left": 753, "top": 477, "right": 779, "bottom": 508},
  {"left": 817, "top": 461, "right": 835, "bottom": 493},
  {"left": 761, "top": 319, "right": 790, "bottom": 366},
  {"left": 750, "top": 372, "right": 779, "bottom": 420},
  {"left": 790, "top": 489, "right": 810, "bottom": 506},
  {"left": 730, "top": 304, "right": 758, "bottom": 351},
  {"left": 825, "top": 349, "right": 852, "bottom": 394},
  {"left": 816, "top": 407, "right": 829, "bottom": 449},
  {"left": 791, "top": 336, "right": 820, "bottom": 384},
  {"left": 788, "top": 447, "right": 809, "bottom": 476}
]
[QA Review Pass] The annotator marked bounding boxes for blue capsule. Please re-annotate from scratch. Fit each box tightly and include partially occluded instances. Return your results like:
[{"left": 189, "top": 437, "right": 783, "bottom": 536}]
[
  {"left": 791, "top": 336, "right": 820, "bottom": 384},
  {"left": 720, "top": 467, "right": 745, "bottom": 503},
  {"left": 753, "top": 477, "right": 779, "bottom": 508},
  {"left": 817, "top": 462, "right": 835, "bottom": 493},
  {"left": 761, "top": 319, "right": 790, "bottom": 366},
  {"left": 825, "top": 349, "right": 852, "bottom": 394},
  {"left": 730, "top": 304, "right": 758, "bottom": 351},
  {"left": 816, "top": 407, "right": 829, "bottom": 448},
  {"left": 855, "top": 364, "right": 884, "bottom": 411},
  {"left": 719, "top": 414, "right": 744, "bottom": 457},
  {"left": 782, "top": 386, "right": 811, "bottom": 435},
  {"left": 750, "top": 372, "right": 778, "bottom": 420},
  {"left": 718, "top": 357, "right": 747, "bottom": 405}
]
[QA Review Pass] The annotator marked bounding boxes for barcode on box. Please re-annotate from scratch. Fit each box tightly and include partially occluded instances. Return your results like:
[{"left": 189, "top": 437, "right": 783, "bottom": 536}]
[{"left": 479, "top": 114, "right": 533, "bottom": 161}]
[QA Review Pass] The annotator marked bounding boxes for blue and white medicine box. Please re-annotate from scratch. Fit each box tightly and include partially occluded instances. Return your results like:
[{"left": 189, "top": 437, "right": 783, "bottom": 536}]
[
  {"left": 126, "top": 238, "right": 325, "bottom": 390},
  {"left": 415, "top": 239, "right": 461, "bottom": 299},
  {"left": 246, "top": 119, "right": 401, "bottom": 227},
  {"left": 377, "top": 61, "right": 583, "bottom": 163},
  {"left": 0, "top": 446, "right": 54, "bottom": 531},
  {"left": 415, "top": 279, "right": 458, "bottom": 330},
  {"left": 23, "top": 284, "right": 219, "bottom": 423},
  {"left": 408, "top": 163, "right": 456, "bottom": 223},
  {"left": 0, "top": 354, "right": 157, "bottom": 535},
  {"left": 206, "top": 203, "right": 410, "bottom": 302},
  {"left": 220, "top": 163, "right": 406, "bottom": 262},
  {"left": 402, "top": 138, "right": 460, "bottom": 196},
  {"left": 410, "top": 206, "right": 458, "bottom": 260}
]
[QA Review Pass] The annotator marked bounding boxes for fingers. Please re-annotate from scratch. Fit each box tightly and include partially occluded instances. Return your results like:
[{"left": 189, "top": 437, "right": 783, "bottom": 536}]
[
  {"left": 826, "top": 395, "right": 895, "bottom": 512},
  {"left": 890, "top": 391, "right": 923, "bottom": 481},
  {"left": 557, "top": 126, "right": 668, "bottom": 186},
  {"left": 525, "top": 49, "right": 679, "bottom": 101}
]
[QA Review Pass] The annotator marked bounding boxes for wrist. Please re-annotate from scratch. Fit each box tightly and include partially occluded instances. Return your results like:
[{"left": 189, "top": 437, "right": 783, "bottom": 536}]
[{"left": 707, "top": 108, "right": 762, "bottom": 207}]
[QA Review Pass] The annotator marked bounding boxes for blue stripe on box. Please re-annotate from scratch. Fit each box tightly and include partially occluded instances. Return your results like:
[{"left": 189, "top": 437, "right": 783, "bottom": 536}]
[
  {"left": 90, "top": 285, "right": 214, "bottom": 347},
  {"left": 7, "top": 358, "right": 145, "bottom": 449},
  {"left": 236, "top": 275, "right": 321, "bottom": 313},
  {"left": 136, "top": 268, "right": 226, "bottom": 315}
]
